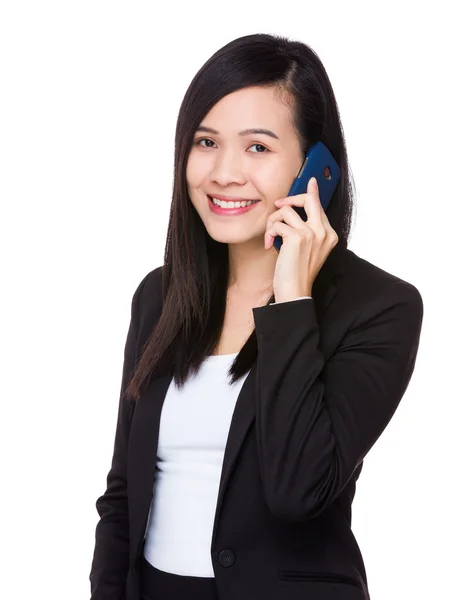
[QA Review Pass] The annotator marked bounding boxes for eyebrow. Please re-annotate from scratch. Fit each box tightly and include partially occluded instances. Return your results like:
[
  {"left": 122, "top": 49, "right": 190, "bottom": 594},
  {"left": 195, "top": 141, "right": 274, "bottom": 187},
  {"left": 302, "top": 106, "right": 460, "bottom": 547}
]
[{"left": 195, "top": 126, "right": 279, "bottom": 140}]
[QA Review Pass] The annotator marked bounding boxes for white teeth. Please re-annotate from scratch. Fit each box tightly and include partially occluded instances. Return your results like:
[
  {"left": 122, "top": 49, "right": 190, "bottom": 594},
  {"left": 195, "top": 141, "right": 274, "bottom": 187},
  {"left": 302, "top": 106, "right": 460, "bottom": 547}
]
[{"left": 211, "top": 197, "right": 258, "bottom": 208}]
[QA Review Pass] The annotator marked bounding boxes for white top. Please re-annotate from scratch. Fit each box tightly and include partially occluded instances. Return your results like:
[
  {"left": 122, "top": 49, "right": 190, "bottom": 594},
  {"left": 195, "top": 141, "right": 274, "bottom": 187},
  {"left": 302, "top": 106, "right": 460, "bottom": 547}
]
[{"left": 142, "top": 296, "right": 313, "bottom": 576}]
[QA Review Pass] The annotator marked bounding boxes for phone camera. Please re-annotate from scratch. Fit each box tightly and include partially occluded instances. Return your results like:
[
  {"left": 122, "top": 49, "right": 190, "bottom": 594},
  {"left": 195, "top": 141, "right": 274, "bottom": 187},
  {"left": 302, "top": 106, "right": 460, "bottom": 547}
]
[{"left": 324, "top": 166, "right": 332, "bottom": 181}]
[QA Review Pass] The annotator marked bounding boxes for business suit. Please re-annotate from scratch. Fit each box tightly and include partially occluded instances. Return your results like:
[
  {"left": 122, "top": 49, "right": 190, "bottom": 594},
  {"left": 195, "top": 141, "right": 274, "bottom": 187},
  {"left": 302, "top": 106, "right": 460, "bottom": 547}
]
[{"left": 89, "top": 246, "right": 424, "bottom": 600}]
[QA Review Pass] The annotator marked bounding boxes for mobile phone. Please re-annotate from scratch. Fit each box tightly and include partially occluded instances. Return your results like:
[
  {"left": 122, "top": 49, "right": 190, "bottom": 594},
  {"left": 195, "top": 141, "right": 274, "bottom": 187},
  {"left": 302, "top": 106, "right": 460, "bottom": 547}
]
[{"left": 273, "top": 141, "right": 341, "bottom": 252}]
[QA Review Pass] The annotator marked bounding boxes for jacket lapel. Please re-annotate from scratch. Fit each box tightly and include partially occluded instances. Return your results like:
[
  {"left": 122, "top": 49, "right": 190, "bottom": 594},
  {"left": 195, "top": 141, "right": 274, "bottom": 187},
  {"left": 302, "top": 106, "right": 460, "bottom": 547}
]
[
  {"left": 211, "top": 247, "right": 346, "bottom": 542},
  {"left": 128, "top": 374, "right": 172, "bottom": 563}
]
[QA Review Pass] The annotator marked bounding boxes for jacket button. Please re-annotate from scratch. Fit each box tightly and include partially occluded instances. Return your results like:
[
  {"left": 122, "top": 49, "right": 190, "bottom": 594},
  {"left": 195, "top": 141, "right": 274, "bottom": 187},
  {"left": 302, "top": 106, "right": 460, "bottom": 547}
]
[{"left": 218, "top": 549, "right": 236, "bottom": 567}]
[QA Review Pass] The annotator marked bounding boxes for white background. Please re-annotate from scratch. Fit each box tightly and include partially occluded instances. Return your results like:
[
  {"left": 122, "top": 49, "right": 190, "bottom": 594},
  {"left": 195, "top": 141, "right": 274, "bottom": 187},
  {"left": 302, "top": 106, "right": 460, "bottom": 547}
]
[{"left": 1, "top": 1, "right": 470, "bottom": 598}]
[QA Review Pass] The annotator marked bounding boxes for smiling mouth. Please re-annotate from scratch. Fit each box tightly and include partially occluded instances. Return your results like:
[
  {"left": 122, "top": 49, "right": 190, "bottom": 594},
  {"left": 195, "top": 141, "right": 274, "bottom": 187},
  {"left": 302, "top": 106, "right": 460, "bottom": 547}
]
[{"left": 208, "top": 195, "right": 260, "bottom": 208}]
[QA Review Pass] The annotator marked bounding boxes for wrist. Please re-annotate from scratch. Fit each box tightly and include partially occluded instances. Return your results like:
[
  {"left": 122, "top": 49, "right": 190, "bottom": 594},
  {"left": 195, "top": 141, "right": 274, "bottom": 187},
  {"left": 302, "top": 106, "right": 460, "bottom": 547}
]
[{"left": 274, "top": 292, "right": 312, "bottom": 303}]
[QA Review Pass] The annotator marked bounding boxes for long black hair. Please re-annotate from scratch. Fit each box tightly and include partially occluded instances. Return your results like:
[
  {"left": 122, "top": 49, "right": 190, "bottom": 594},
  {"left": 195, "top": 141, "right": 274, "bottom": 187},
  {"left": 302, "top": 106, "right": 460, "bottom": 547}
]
[{"left": 125, "top": 32, "right": 357, "bottom": 401}]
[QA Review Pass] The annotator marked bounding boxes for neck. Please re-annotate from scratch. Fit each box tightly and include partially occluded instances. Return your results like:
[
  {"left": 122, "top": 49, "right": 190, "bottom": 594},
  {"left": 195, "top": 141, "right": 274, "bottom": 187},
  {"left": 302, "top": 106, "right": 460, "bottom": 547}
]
[{"left": 227, "top": 239, "right": 278, "bottom": 295}]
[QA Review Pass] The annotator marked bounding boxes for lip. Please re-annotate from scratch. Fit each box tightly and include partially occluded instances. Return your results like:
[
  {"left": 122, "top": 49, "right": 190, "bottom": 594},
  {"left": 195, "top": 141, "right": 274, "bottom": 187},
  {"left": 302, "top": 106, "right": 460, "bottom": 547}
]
[
  {"left": 209, "top": 194, "right": 259, "bottom": 202},
  {"left": 208, "top": 195, "right": 261, "bottom": 216}
]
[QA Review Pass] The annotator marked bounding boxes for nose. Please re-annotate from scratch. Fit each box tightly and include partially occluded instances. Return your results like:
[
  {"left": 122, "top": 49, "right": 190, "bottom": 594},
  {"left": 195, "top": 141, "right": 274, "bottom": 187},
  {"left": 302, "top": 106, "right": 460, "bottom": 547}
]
[{"left": 209, "top": 148, "right": 247, "bottom": 187}]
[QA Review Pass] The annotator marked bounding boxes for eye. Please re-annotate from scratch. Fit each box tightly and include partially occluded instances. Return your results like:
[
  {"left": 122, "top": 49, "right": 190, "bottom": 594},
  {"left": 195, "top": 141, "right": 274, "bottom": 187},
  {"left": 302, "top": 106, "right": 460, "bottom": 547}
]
[
  {"left": 195, "top": 138, "right": 216, "bottom": 148},
  {"left": 248, "top": 143, "right": 268, "bottom": 153},
  {"left": 194, "top": 138, "right": 269, "bottom": 153}
]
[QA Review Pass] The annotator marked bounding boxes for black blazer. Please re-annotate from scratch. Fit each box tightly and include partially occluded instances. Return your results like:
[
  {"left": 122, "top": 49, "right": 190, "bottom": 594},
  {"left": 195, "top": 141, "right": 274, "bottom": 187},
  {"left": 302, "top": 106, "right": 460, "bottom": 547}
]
[{"left": 89, "top": 247, "right": 423, "bottom": 600}]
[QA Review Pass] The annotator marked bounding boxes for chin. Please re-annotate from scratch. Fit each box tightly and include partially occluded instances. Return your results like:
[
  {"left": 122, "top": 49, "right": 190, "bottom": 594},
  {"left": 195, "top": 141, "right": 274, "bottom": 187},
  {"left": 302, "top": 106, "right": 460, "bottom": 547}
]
[
  {"left": 208, "top": 233, "right": 248, "bottom": 245},
  {"left": 206, "top": 230, "right": 262, "bottom": 247}
]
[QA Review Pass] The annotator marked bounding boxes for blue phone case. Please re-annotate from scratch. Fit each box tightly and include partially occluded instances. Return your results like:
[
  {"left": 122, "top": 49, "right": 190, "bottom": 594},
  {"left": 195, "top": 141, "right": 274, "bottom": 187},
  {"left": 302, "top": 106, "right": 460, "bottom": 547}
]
[{"left": 273, "top": 141, "right": 341, "bottom": 252}]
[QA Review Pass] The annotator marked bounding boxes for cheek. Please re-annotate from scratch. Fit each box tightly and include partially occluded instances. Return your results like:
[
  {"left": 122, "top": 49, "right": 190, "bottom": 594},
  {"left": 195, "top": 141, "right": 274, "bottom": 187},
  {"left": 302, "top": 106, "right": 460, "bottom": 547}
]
[
  {"left": 252, "top": 162, "right": 295, "bottom": 202},
  {"left": 186, "top": 152, "right": 208, "bottom": 187},
  {"left": 185, "top": 157, "right": 198, "bottom": 187}
]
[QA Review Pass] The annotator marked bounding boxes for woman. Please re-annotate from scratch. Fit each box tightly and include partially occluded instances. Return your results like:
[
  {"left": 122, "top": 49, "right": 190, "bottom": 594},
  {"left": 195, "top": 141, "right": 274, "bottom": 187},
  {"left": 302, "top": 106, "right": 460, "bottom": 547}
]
[{"left": 89, "top": 33, "right": 423, "bottom": 600}]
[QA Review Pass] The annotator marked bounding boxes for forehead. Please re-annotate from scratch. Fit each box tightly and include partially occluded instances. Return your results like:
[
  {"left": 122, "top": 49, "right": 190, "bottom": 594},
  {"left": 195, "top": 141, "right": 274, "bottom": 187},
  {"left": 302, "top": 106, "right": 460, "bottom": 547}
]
[{"left": 201, "top": 86, "right": 294, "bottom": 133}]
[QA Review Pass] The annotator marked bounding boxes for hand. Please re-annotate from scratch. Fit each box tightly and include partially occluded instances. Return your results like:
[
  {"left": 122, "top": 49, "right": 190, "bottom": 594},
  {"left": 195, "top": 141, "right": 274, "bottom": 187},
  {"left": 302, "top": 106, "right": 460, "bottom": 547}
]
[{"left": 264, "top": 177, "right": 339, "bottom": 303}]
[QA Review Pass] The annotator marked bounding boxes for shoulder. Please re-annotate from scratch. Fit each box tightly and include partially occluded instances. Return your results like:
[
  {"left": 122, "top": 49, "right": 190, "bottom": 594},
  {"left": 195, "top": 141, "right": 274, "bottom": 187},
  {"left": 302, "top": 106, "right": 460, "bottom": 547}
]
[
  {"left": 130, "top": 265, "right": 165, "bottom": 335},
  {"left": 339, "top": 249, "right": 423, "bottom": 320},
  {"left": 137, "top": 264, "right": 164, "bottom": 298}
]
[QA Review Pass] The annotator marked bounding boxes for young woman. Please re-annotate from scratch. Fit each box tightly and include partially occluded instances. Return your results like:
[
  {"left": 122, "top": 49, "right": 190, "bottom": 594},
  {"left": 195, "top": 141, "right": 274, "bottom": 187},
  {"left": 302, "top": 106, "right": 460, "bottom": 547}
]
[{"left": 89, "top": 33, "right": 423, "bottom": 600}]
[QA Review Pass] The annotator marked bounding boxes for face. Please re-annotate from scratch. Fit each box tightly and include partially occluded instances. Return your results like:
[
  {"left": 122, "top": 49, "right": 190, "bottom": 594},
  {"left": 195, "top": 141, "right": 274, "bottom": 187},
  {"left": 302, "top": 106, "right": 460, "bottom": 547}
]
[{"left": 186, "top": 86, "right": 305, "bottom": 247}]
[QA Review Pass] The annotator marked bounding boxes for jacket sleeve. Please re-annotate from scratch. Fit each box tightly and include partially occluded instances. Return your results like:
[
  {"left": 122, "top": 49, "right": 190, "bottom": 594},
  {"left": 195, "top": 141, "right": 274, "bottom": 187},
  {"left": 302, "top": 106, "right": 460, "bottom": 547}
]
[
  {"left": 252, "top": 280, "right": 424, "bottom": 522},
  {"left": 89, "top": 273, "right": 149, "bottom": 599}
]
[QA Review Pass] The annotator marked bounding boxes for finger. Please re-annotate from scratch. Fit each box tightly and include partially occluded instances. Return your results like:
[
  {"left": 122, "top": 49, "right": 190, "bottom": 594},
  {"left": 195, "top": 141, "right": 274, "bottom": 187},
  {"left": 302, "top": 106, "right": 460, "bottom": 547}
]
[
  {"left": 275, "top": 194, "right": 307, "bottom": 206},
  {"left": 277, "top": 176, "right": 318, "bottom": 202},
  {"left": 320, "top": 209, "right": 330, "bottom": 229},
  {"left": 276, "top": 177, "right": 322, "bottom": 216},
  {"left": 267, "top": 205, "right": 307, "bottom": 229},
  {"left": 264, "top": 220, "right": 294, "bottom": 249},
  {"left": 268, "top": 202, "right": 325, "bottom": 247},
  {"left": 306, "top": 176, "right": 318, "bottom": 195},
  {"left": 304, "top": 177, "right": 323, "bottom": 221},
  {"left": 320, "top": 210, "right": 339, "bottom": 246}
]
